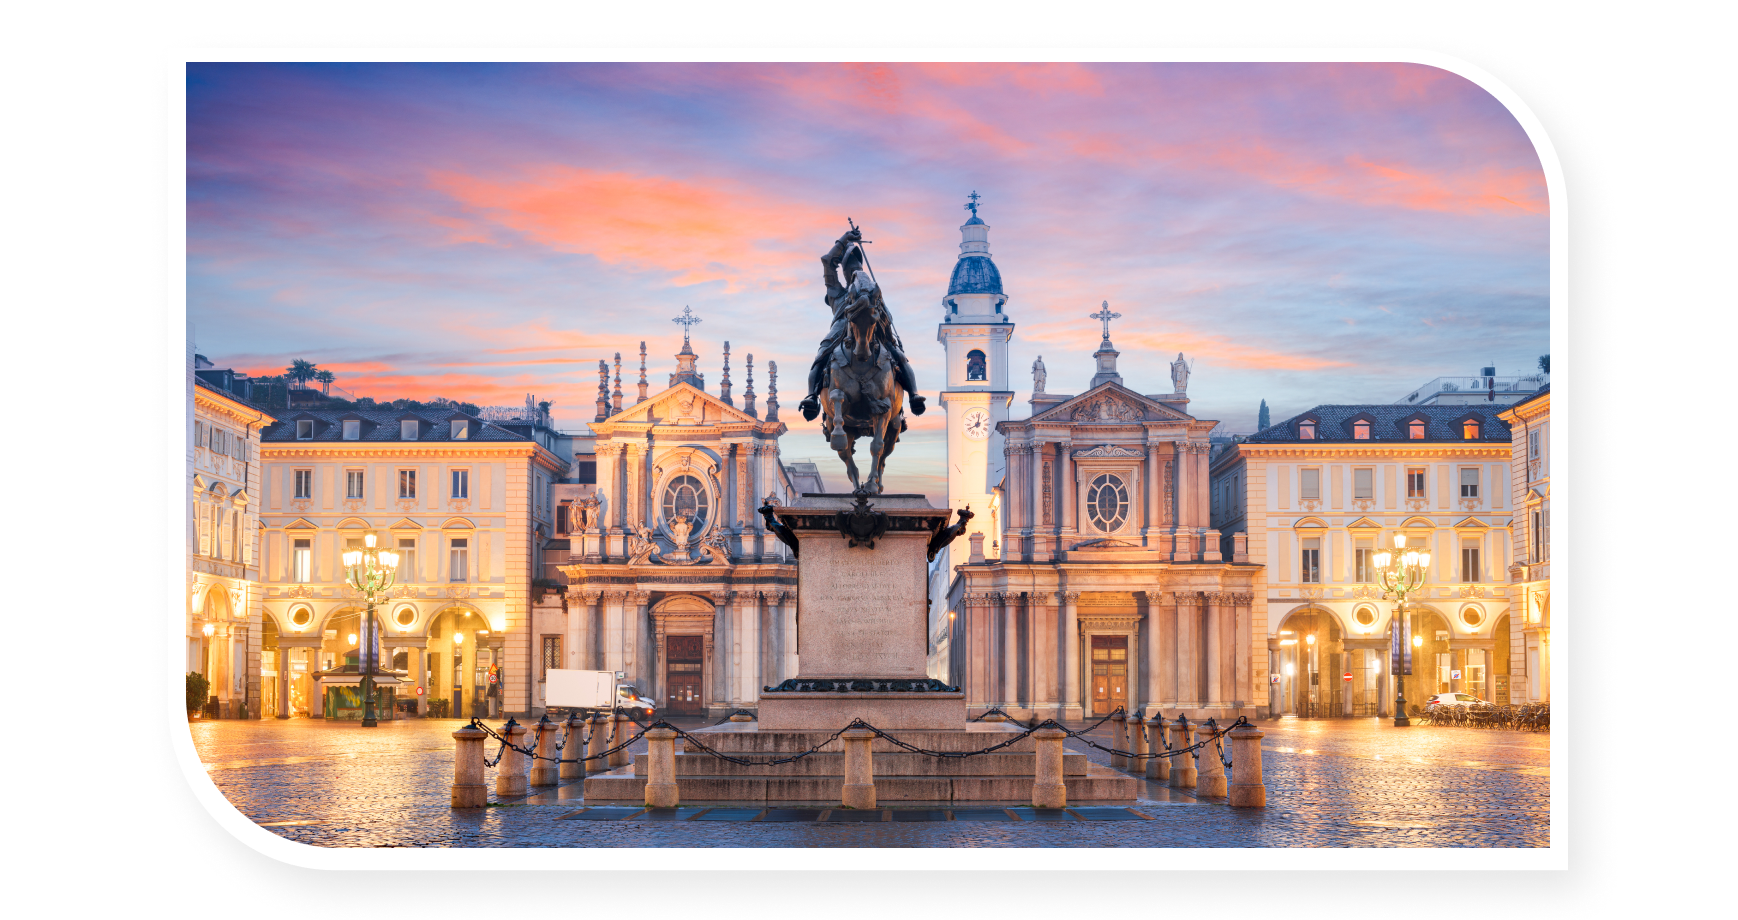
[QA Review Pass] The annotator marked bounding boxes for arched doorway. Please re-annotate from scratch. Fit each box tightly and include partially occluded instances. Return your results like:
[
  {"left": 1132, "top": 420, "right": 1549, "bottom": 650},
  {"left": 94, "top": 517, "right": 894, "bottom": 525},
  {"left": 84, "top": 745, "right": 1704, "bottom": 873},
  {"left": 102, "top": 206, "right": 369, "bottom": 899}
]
[
  {"left": 1405, "top": 607, "right": 1454, "bottom": 714},
  {"left": 427, "top": 605, "right": 495, "bottom": 719},
  {"left": 1272, "top": 607, "right": 1343, "bottom": 718},
  {"left": 261, "top": 616, "right": 280, "bottom": 718}
]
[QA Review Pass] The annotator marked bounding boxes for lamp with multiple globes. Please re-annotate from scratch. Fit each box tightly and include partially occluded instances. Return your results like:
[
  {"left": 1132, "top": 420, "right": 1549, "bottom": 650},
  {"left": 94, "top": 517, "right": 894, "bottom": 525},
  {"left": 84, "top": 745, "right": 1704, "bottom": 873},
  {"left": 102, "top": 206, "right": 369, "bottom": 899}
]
[
  {"left": 1375, "top": 533, "right": 1430, "bottom": 726},
  {"left": 343, "top": 531, "right": 400, "bottom": 726}
]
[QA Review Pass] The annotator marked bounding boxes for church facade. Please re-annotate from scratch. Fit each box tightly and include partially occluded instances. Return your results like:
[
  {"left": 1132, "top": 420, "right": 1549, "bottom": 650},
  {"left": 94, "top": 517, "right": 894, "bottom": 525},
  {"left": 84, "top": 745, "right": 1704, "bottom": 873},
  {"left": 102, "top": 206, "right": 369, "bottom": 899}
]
[
  {"left": 533, "top": 333, "right": 805, "bottom": 720},
  {"left": 930, "top": 203, "right": 1260, "bottom": 722}
]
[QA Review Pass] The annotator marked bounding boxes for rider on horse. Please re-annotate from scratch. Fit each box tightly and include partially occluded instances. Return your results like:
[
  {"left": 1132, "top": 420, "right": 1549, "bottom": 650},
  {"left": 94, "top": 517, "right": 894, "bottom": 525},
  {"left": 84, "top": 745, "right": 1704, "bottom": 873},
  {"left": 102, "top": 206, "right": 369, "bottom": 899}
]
[{"left": 797, "top": 228, "right": 926, "bottom": 422}]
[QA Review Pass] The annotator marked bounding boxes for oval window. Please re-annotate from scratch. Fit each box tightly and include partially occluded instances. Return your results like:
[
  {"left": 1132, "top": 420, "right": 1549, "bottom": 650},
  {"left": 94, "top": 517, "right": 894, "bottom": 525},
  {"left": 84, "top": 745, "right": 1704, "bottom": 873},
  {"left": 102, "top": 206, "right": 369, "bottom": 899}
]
[
  {"left": 1461, "top": 608, "right": 1483, "bottom": 628},
  {"left": 289, "top": 606, "right": 313, "bottom": 628},
  {"left": 394, "top": 607, "right": 417, "bottom": 628},
  {"left": 661, "top": 474, "right": 710, "bottom": 533},
  {"left": 1354, "top": 607, "right": 1376, "bottom": 626},
  {"left": 1086, "top": 474, "right": 1129, "bottom": 532}
]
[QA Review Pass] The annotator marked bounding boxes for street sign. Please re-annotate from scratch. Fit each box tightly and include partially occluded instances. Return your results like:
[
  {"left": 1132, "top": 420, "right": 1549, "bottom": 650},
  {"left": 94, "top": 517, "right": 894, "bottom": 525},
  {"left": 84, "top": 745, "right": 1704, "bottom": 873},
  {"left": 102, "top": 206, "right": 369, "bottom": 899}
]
[
  {"left": 415, "top": 686, "right": 424, "bottom": 696},
  {"left": 1451, "top": 669, "right": 1462, "bottom": 680},
  {"left": 489, "top": 672, "right": 498, "bottom": 684},
  {"left": 1271, "top": 676, "right": 1281, "bottom": 684},
  {"left": 1343, "top": 672, "right": 1353, "bottom": 681}
]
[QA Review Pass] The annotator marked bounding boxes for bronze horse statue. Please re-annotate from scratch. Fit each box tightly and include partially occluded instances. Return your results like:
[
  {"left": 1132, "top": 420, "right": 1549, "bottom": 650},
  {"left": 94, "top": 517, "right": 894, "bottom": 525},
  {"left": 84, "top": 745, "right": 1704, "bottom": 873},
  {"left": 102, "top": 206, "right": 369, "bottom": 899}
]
[{"left": 821, "top": 280, "right": 905, "bottom": 493}]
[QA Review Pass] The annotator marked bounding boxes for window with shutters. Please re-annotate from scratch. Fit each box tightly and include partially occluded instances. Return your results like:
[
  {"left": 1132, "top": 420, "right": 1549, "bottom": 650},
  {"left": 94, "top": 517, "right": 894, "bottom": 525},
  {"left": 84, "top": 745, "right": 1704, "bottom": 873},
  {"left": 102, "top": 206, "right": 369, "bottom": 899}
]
[
  {"left": 398, "top": 469, "right": 416, "bottom": 499},
  {"left": 291, "top": 539, "right": 311, "bottom": 582},
  {"left": 197, "top": 501, "right": 212, "bottom": 556},
  {"left": 1354, "top": 540, "right": 1375, "bottom": 582},
  {"left": 397, "top": 538, "right": 416, "bottom": 581},
  {"left": 1461, "top": 544, "right": 1481, "bottom": 583},
  {"left": 1407, "top": 468, "right": 1426, "bottom": 498},
  {"left": 449, "top": 538, "right": 469, "bottom": 581},
  {"left": 1460, "top": 467, "right": 1480, "bottom": 499},
  {"left": 1300, "top": 537, "right": 1321, "bottom": 583},
  {"left": 541, "top": 636, "right": 561, "bottom": 680}
]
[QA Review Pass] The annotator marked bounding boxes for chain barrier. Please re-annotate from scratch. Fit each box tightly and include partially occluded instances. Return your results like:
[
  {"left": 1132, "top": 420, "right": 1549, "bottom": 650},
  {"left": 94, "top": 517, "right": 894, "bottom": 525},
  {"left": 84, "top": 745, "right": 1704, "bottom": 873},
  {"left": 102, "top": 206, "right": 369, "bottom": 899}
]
[
  {"left": 469, "top": 717, "right": 649, "bottom": 766},
  {"left": 967, "top": 707, "right": 1013, "bottom": 722},
  {"left": 710, "top": 709, "right": 758, "bottom": 727},
  {"left": 654, "top": 720, "right": 858, "bottom": 767},
  {"left": 849, "top": 718, "right": 1045, "bottom": 759},
  {"left": 1058, "top": 714, "right": 1250, "bottom": 763}
]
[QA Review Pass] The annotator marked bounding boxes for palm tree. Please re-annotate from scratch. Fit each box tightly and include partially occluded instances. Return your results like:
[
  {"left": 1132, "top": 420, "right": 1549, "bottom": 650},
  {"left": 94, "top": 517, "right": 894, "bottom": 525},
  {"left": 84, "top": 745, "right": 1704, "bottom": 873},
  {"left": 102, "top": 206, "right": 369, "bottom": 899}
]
[
  {"left": 287, "top": 359, "right": 318, "bottom": 390},
  {"left": 315, "top": 369, "right": 335, "bottom": 395}
]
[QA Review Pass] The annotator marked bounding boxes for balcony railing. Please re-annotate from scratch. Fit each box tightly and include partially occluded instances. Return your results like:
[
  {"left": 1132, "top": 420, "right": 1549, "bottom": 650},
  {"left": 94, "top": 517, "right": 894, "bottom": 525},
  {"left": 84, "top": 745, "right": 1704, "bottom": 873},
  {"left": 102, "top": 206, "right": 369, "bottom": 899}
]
[{"left": 1399, "top": 375, "right": 1545, "bottom": 404}]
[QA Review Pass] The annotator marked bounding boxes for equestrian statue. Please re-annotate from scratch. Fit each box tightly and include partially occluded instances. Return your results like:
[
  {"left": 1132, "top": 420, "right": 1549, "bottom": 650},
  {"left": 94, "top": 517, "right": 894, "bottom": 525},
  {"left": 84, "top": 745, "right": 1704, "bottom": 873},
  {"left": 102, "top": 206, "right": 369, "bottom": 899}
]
[{"left": 797, "top": 225, "right": 926, "bottom": 494}]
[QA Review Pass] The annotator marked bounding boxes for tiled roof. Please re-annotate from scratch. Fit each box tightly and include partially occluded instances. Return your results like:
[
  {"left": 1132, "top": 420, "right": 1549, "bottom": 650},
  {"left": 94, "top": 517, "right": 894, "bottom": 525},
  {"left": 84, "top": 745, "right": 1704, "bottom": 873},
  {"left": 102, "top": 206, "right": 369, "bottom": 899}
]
[
  {"left": 1243, "top": 404, "right": 1512, "bottom": 444},
  {"left": 260, "top": 407, "right": 532, "bottom": 443}
]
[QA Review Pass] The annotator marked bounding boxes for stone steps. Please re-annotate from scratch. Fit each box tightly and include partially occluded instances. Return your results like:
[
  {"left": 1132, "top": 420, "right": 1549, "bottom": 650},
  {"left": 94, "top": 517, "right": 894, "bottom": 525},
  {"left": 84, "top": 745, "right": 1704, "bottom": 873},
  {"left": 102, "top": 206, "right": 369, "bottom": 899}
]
[
  {"left": 631, "top": 751, "right": 1095, "bottom": 777},
  {"left": 582, "top": 760, "right": 1140, "bottom": 803}
]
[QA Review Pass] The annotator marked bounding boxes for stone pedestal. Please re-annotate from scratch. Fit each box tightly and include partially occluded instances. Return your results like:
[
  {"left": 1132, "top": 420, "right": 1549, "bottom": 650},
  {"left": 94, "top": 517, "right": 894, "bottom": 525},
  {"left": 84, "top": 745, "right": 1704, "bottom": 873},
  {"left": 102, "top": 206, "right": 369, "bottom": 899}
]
[{"left": 757, "top": 494, "right": 965, "bottom": 730}]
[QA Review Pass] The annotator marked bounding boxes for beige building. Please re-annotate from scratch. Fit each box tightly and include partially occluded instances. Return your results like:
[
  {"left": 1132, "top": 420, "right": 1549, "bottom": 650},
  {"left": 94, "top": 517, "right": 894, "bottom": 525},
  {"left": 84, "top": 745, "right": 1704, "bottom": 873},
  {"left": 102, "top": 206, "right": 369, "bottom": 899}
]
[
  {"left": 256, "top": 405, "right": 566, "bottom": 719},
  {"left": 189, "top": 354, "right": 277, "bottom": 718},
  {"left": 1210, "top": 404, "right": 1516, "bottom": 718},
  {"left": 1498, "top": 386, "right": 1550, "bottom": 706},
  {"left": 535, "top": 336, "right": 804, "bottom": 720}
]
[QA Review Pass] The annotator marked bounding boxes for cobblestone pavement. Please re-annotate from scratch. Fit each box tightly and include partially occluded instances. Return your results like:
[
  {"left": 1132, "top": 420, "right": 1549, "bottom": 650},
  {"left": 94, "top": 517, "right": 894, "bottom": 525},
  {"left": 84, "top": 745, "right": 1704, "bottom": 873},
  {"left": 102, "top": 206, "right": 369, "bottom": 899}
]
[{"left": 189, "top": 715, "right": 1548, "bottom": 848}]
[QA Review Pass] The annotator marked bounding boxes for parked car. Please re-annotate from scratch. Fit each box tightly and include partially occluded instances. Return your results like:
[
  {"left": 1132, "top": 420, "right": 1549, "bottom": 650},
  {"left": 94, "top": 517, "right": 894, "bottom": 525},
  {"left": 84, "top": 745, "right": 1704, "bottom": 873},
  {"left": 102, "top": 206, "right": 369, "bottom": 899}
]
[{"left": 1426, "top": 692, "right": 1488, "bottom": 710}]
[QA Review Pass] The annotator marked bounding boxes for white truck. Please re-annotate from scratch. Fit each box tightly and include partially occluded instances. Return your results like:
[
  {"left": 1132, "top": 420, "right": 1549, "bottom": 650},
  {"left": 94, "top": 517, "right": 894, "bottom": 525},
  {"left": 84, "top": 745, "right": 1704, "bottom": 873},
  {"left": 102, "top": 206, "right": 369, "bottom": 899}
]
[{"left": 544, "top": 669, "right": 656, "bottom": 719}]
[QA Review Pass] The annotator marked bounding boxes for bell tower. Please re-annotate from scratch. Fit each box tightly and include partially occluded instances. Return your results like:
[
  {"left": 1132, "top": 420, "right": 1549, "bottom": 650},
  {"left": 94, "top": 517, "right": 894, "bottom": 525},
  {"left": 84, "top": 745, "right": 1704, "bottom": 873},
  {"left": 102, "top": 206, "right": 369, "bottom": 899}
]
[{"left": 935, "top": 192, "right": 1014, "bottom": 560}]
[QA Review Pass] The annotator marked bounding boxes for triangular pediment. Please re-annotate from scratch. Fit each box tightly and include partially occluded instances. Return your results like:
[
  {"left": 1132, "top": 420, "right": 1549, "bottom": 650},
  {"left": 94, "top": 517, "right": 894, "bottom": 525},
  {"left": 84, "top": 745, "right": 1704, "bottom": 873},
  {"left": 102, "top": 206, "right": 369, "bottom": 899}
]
[
  {"left": 602, "top": 383, "right": 761, "bottom": 426},
  {"left": 388, "top": 518, "right": 422, "bottom": 530},
  {"left": 283, "top": 517, "right": 318, "bottom": 531},
  {"left": 1346, "top": 516, "right": 1382, "bottom": 531},
  {"left": 1028, "top": 381, "right": 1192, "bottom": 425},
  {"left": 1452, "top": 516, "right": 1491, "bottom": 531}
]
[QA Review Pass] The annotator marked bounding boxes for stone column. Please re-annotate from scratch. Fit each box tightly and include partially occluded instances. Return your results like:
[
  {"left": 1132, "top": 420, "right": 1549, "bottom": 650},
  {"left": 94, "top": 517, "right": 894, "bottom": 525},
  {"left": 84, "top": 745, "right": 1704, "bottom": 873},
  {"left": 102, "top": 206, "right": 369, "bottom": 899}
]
[
  {"left": 710, "top": 590, "right": 731, "bottom": 708},
  {"left": 630, "top": 590, "right": 650, "bottom": 688},
  {"left": 1204, "top": 593, "right": 1223, "bottom": 711},
  {"left": 1146, "top": 715, "right": 1169, "bottom": 781},
  {"left": 624, "top": 444, "right": 643, "bottom": 532},
  {"left": 1377, "top": 641, "right": 1392, "bottom": 717},
  {"left": 1001, "top": 593, "right": 1018, "bottom": 710},
  {"left": 560, "top": 712, "right": 586, "bottom": 780},
  {"left": 495, "top": 720, "right": 529, "bottom": 797},
  {"left": 1227, "top": 724, "right": 1266, "bottom": 807},
  {"left": 412, "top": 645, "right": 428, "bottom": 716},
  {"left": 651, "top": 617, "right": 667, "bottom": 706},
  {"left": 737, "top": 591, "right": 761, "bottom": 705},
  {"left": 1029, "top": 441, "right": 1045, "bottom": 544},
  {"left": 1109, "top": 712, "right": 1128, "bottom": 770},
  {"left": 1129, "top": 710, "right": 1149, "bottom": 774},
  {"left": 1145, "top": 439, "right": 1160, "bottom": 536},
  {"left": 1032, "top": 726, "right": 1067, "bottom": 809},
  {"left": 1174, "top": 592, "right": 1198, "bottom": 710},
  {"left": 1234, "top": 593, "right": 1252, "bottom": 715},
  {"left": 1172, "top": 443, "right": 1193, "bottom": 561},
  {"left": 563, "top": 589, "right": 587, "bottom": 675},
  {"left": 1061, "top": 592, "right": 1081, "bottom": 721},
  {"left": 276, "top": 646, "right": 293, "bottom": 719},
  {"left": 840, "top": 727, "right": 877, "bottom": 810},
  {"left": 450, "top": 723, "right": 487, "bottom": 807},
  {"left": 529, "top": 715, "right": 560, "bottom": 786},
  {"left": 643, "top": 727, "right": 679, "bottom": 808},
  {"left": 1057, "top": 443, "right": 1075, "bottom": 543},
  {"left": 964, "top": 593, "right": 988, "bottom": 710}
]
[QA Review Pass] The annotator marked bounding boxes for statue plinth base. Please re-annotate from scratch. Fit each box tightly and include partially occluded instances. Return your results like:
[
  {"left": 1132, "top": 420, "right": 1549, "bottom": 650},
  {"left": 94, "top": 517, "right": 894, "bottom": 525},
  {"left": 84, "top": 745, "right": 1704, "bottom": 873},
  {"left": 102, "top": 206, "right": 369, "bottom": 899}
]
[{"left": 757, "top": 493, "right": 964, "bottom": 729}]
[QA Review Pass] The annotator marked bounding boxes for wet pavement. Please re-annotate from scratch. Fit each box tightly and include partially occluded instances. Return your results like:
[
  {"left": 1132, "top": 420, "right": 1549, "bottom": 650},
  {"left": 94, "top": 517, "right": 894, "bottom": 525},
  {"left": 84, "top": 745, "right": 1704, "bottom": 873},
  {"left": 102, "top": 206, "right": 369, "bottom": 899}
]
[{"left": 188, "top": 715, "right": 1549, "bottom": 848}]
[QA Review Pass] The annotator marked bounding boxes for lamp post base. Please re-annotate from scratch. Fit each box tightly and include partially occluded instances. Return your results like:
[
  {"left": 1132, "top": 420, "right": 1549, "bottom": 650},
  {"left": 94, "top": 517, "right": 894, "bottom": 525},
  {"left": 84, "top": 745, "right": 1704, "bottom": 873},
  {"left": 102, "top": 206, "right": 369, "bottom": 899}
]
[{"left": 1393, "top": 677, "right": 1410, "bottom": 727}]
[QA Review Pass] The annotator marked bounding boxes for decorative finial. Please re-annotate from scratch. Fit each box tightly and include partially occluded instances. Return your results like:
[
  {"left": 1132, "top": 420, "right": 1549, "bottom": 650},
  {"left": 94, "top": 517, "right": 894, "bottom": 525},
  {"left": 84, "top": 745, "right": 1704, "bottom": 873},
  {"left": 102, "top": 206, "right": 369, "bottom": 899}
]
[
  {"left": 612, "top": 352, "right": 623, "bottom": 414},
  {"left": 965, "top": 190, "right": 981, "bottom": 217},
  {"left": 765, "top": 360, "right": 779, "bottom": 423},
  {"left": 595, "top": 359, "right": 609, "bottom": 422},
  {"left": 720, "top": 341, "right": 734, "bottom": 406},
  {"left": 637, "top": 342, "right": 648, "bottom": 404},
  {"left": 743, "top": 353, "right": 757, "bottom": 418},
  {"left": 672, "top": 305, "right": 701, "bottom": 346},
  {"left": 1090, "top": 300, "right": 1121, "bottom": 341}
]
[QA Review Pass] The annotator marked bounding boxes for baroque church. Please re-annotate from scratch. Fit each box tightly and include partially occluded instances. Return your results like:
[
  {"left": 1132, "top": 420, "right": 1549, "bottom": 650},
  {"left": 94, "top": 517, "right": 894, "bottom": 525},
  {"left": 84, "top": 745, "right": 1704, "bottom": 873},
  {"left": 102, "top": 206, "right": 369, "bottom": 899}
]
[
  {"left": 531, "top": 324, "right": 813, "bottom": 720},
  {"left": 928, "top": 201, "right": 1260, "bottom": 723}
]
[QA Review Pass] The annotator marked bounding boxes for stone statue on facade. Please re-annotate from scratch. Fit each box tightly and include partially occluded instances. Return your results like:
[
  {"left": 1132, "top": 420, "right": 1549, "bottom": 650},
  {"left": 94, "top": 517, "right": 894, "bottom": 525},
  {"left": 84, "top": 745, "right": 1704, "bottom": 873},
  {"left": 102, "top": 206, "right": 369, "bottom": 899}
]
[
  {"left": 696, "top": 527, "right": 731, "bottom": 565},
  {"left": 1171, "top": 352, "right": 1190, "bottom": 394},
  {"left": 626, "top": 524, "right": 659, "bottom": 565},
  {"left": 573, "top": 493, "right": 600, "bottom": 533},
  {"left": 795, "top": 226, "right": 925, "bottom": 494},
  {"left": 1032, "top": 355, "right": 1046, "bottom": 394},
  {"left": 667, "top": 513, "right": 693, "bottom": 552}
]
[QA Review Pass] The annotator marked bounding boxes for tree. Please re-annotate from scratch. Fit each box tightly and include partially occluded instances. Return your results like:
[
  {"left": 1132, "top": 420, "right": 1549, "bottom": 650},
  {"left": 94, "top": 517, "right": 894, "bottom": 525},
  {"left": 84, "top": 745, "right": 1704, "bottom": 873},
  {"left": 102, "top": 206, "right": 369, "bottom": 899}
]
[
  {"left": 315, "top": 369, "right": 335, "bottom": 395},
  {"left": 1258, "top": 399, "right": 1270, "bottom": 430},
  {"left": 1538, "top": 354, "right": 1550, "bottom": 375},
  {"left": 287, "top": 359, "right": 317, "bottom": 390}
]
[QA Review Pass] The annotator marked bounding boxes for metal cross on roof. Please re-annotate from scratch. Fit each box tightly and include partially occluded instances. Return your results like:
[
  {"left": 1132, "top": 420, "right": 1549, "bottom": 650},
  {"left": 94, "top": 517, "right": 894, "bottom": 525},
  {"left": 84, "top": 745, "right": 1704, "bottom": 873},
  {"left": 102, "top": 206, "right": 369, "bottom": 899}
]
[
  {"left": 672, "top": 305, "right": 702, "bottom": 345},
  {"left": 965, "top": 190, "right": 982, "bottom": 216},
  {"left": 1090, "top": 300, "right": 1121, "bottom": 340}
]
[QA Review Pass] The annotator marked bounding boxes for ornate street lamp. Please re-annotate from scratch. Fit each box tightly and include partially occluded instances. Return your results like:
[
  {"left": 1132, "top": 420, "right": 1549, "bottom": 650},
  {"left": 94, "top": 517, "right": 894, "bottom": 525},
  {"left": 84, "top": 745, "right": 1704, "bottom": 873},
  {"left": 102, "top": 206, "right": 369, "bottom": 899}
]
[
  {"left": 1374, "top": 533, "right": 1430, "bottom": 727},
  {"left": 342, "top": 532, "right": 399, "bottom": 727}
]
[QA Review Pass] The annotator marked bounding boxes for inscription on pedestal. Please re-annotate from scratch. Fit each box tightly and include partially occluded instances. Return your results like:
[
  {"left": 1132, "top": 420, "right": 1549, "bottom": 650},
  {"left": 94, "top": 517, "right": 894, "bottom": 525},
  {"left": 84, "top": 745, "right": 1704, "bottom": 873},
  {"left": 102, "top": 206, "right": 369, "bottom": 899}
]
[{"left": 797, "top": 531, "right": 928, "bottom": 678}]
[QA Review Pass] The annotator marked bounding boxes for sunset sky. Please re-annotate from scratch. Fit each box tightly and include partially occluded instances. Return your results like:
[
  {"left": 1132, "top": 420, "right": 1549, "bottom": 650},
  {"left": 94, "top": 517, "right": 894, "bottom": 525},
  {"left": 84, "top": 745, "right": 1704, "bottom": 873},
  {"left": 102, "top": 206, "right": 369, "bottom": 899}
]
[{"left": 187, "top": 62, "right": 1548, "bottom": 500}]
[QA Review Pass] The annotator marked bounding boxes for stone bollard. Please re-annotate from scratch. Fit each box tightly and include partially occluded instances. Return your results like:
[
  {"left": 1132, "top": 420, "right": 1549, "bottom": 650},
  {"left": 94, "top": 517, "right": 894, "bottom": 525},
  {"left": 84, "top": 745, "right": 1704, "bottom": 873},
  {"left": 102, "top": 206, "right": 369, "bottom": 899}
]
[
  {"left": 450, "top": 723, "right": 488, "bottom": 808},
  {"left": 608, "top": 713, "right": 633, "bottom": 769},
  {"left": 1109, "top": 712, "right": 1128, "bottom": 770},
  {"left": 495, "top": 719, "right": 529, "bottom": 798},
  {"left": 586, "top": 713, "right": 610, "bottom": 774},
  {"left": 560, "top": 712, "right": 586, "bottom": 781},
  {"left": 729, "top": 711, "right": 755, "bottom": 723},
  {"left": 643, "top": 727, "right": 680, "bottom": 808},
  {"left": 1129, "top": 711, "right": 1149, "bottom": 775},
  {"left": 1031, "top": 726, "right": 1068, "bottom": 809},
  {"left": 529, "top": 714, "right": 560, "bottom": 787},
  {"left": 1147, "top": 716, "right": 1170, "bottom": 782},
  {"left": 1168, "top": 715, "right": 1197, "bottom": 789},
  {"left": 1227, "top": 724, "right": 1267, "bottom": 808},
  {"left": 840, "top": 727, "right": 878, "bottom": 810},
  {"left": 1196, "top": 721, "right": 1228, "bottom": 797}
]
